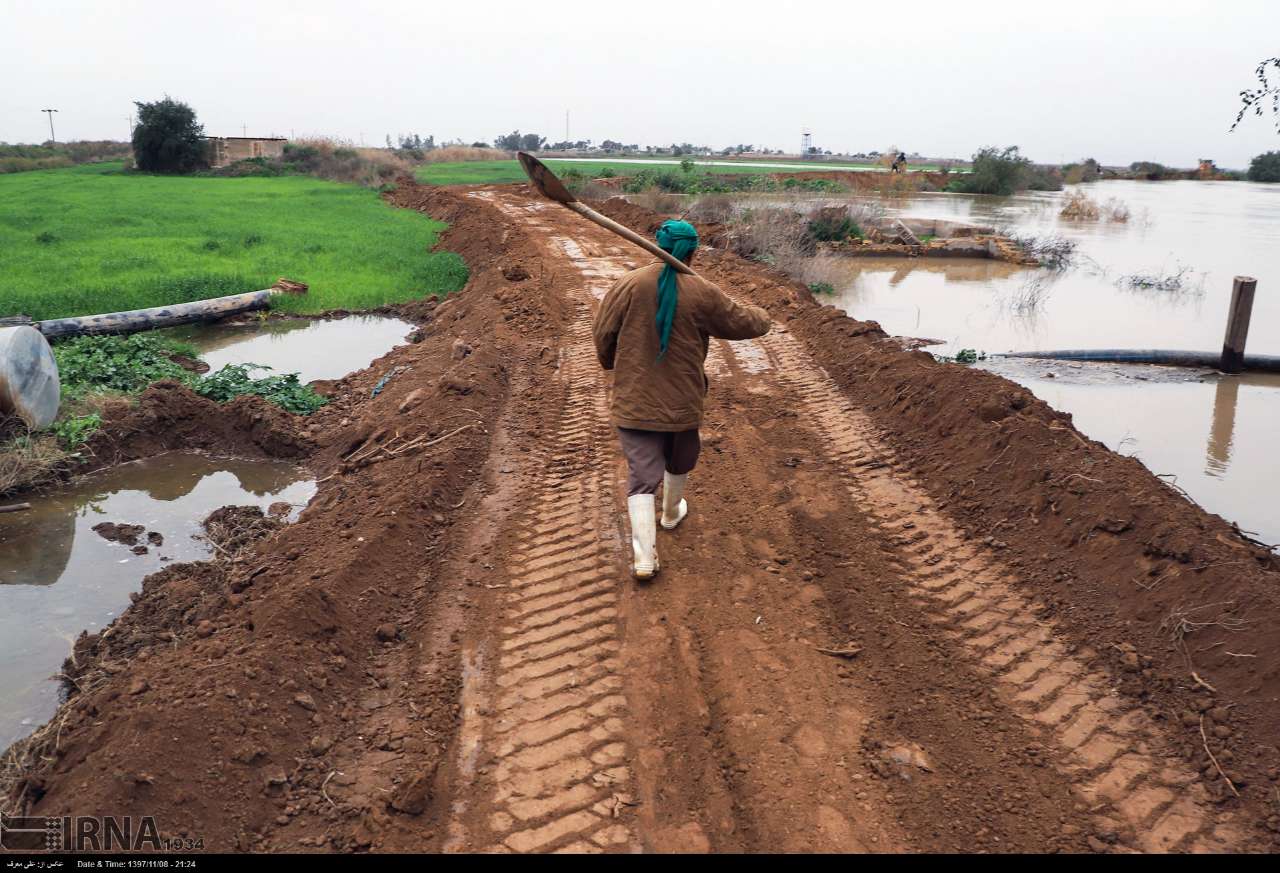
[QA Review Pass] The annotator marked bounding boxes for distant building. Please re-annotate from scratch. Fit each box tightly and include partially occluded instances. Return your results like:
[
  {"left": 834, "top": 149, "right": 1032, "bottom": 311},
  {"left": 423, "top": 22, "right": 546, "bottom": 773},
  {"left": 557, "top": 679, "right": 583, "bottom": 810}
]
[
  {"left": 204, "top": 136, "right": 286, "bottom": 168},
  {"left": 1198, "top": 158, "right": 1219, "bottom": 180}
]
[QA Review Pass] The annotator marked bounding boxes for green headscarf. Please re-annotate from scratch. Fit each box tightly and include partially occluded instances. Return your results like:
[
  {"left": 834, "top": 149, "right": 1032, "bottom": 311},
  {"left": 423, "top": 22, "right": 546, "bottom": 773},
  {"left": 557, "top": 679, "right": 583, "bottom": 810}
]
[{"left": 654, "top": 219, "right": 699, "bottom": 358}]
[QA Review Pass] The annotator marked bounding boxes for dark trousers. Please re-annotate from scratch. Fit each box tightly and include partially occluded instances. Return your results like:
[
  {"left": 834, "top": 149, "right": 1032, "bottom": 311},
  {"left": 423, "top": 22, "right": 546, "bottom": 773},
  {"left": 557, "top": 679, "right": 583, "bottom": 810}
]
[{"left": 617, "top": 427, "right": 701, "bottom": 496}]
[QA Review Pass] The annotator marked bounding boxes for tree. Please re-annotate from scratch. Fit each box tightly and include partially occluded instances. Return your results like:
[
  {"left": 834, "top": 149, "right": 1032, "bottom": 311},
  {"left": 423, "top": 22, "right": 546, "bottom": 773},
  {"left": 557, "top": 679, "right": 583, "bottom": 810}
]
[
  {"left": 1231, "top": 57, "right": 1280, "bottom": 132},
  {"left": 494, "top": 130, "right": 545, "bottom": 151},
  {"left": 131, "top": 97, "right": 206, "bottom": 173},
  {"left": 1248, "top": 151, "right": 1280, "bottom": 182},
  {"left": 951, "top": 146, "right": 1031, "bottom": 195}
]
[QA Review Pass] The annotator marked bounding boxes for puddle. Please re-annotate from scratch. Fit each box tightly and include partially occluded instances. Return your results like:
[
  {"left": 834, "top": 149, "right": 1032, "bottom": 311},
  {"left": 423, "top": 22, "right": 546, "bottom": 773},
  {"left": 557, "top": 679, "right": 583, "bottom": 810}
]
[
  {"left": 778, "top": 181, "right": 1280, "bottom": 548},
  {"left": 820, "top": 181, "right": 1279, "bottom": 358},
  {"left": 161, "top": 315, "right": 414, "bottom": 384},
  {"left": 0, "top": 453, "right": 315, "bottom": 746},
  {"left": 981, "top": 361, "right": 1280, "bottom": 545}
]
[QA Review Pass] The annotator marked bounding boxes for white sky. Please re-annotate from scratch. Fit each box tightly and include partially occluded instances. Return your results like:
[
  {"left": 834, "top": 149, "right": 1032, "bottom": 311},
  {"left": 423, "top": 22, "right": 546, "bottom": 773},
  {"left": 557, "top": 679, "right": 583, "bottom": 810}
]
[{"left": 3, "top": 0, "right": 1278, "bottom": 168}]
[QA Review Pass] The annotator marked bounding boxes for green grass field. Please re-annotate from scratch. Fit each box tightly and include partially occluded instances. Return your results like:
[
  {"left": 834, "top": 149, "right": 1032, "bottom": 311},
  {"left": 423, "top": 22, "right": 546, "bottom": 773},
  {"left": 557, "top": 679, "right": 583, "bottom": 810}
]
[
  {"left": 1, "top": 162, "right": 467, "bottom": 321},
  {"left": 416, "top": 156, "right": 949, "bottom": 186}
]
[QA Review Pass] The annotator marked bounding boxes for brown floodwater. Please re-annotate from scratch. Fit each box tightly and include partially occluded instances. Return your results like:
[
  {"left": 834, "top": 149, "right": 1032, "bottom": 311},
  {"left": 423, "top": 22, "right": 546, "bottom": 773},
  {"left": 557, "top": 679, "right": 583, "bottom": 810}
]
[
  {"left": 790, "top": 181, "right": 1279, "bottom": 545},
  {"left": 0, "top": 453, "right": 315, "bottom": 746},
  {"left": 161, "top": 315, "right": 415, "bottom": 384}
]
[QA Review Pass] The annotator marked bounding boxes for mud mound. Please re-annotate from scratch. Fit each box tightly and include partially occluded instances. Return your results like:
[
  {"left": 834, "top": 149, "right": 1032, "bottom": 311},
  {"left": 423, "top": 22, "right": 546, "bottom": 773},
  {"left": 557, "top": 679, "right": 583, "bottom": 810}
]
[
  {"left": 204, "top": 505, "right": 285, "bottom": 558},
  {"left": 86, "top": 381, "right": 311, "bottom": 471}
]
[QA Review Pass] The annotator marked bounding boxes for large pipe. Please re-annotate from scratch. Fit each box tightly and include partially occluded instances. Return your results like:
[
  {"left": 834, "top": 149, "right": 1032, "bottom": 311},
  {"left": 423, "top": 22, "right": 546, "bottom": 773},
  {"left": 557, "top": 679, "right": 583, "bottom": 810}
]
[
  {"left": 0, "top": 325, "right": 60, "bottom": 428},
  {"left": 33, "top": 286, "right": 301, "bottom": 341},
  {"left": 999, "top": 348, "right": 1280, "bottom": 373}
]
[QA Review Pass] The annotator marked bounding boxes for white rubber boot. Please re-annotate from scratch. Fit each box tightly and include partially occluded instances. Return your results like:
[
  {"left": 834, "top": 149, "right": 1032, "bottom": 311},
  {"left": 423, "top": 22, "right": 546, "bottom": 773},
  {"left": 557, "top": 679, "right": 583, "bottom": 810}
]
[
  {"left": 660, "top": 472, "right": 688, "bottom": 530},
  {"left": 627, "top": 494, "right": 659, "bottom": 579}
]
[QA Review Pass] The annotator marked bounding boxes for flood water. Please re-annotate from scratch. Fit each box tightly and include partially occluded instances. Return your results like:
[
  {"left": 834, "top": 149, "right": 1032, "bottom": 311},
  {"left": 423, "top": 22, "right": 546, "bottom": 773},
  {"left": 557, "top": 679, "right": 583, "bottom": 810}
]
[
  {"left": 0, "top": 453, "right": 315, "bottom": 746},
  {"left": 162, "top": 315, "right": 415, "bottom": 384},
  {"left": 810, "top": 181, "right": 1280, "bottom": 544}
]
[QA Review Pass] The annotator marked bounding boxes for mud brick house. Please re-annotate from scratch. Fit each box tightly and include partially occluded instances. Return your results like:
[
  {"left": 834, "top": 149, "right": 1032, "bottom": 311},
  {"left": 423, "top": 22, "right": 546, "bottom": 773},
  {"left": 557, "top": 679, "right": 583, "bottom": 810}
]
[{"left": 204, "top": 136, "right": 286, "bottom": 168}]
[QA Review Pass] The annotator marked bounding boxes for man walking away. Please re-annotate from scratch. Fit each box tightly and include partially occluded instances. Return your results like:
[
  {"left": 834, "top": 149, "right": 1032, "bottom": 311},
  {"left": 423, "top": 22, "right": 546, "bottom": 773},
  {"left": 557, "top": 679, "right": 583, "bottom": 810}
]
[{"left": 593, "top": 220, "right": 771, "bottom": 579}]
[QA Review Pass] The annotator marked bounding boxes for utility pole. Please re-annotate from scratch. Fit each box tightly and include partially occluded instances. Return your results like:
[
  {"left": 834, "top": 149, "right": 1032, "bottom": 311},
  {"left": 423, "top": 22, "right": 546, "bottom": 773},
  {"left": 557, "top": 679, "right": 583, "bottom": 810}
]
[
  {"left": 42, "top": 108, "right": 58, "bottom": 146},
  {"left": 565, "top": 109, "right": 569, "bottom": 145},
  {"left": 242, "top": 123, "right": 247, "bottom": 137}
]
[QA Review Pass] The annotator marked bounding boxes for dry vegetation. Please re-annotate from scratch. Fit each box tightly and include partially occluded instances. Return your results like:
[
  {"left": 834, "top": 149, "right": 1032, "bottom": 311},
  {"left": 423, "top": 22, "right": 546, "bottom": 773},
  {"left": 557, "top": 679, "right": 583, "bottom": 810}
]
[
  {"left": 1059, "top": 191, "right": 1131, "bottom": 222},
  {"left": 219, "top": 139, "right": 511, "bottom": 189},
  {"left": 418, "top": 145, "right": 512, "bottom": 164},
  {"left": 0, "top": 420, "right": 68, "bottom": 498}
]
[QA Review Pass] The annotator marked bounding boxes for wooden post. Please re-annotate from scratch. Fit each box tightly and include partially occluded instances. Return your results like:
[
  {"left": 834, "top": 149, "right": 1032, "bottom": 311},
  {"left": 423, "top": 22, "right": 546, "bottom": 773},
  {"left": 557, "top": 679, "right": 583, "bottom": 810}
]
[{"left": 1221, "top": 276, "right": 1258, "bottom": 374}]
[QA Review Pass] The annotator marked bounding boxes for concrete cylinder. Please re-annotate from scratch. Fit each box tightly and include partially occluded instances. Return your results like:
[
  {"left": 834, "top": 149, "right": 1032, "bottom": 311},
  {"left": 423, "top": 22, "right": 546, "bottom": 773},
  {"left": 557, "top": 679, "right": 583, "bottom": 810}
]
[{"left": 0, "top": 325, "right": 61, "bottom": 429}]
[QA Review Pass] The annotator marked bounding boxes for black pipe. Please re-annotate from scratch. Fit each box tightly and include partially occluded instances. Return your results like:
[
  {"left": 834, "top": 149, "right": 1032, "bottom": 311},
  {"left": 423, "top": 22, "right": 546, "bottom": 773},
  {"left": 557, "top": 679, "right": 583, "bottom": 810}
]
[{"left": 997, "top": 349, "right": 1280, "bottom": 373}]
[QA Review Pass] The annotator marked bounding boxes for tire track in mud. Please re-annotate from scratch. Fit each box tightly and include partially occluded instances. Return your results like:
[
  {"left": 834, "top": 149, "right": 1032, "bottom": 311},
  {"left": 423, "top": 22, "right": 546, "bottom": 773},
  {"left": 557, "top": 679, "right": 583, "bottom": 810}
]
[
  {"left": 750, "top": 326, "right": 1248, "bottom": 853},
  {"left": 447, "top": 192, "right": 640, "bottom": 854}
]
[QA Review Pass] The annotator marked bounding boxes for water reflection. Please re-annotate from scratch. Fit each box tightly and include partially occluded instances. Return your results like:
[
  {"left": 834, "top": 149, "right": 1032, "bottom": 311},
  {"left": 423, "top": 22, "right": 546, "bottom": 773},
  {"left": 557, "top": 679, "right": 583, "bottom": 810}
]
[
  {"left": 0, "top": 453, "right": 315, "bottom": 745},
  {"left": 1206, "top": 377, "right": 1239, "bottom": 476},
  {"left": 983, "top": 359, "right": 1280, "bottom": 544}
]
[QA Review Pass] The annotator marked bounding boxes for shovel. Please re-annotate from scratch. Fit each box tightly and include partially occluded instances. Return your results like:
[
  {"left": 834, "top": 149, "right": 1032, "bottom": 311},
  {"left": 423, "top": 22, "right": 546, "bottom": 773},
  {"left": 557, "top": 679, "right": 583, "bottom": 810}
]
[{"left": 517, "top": 152, "right": 696, "bottom": 276}]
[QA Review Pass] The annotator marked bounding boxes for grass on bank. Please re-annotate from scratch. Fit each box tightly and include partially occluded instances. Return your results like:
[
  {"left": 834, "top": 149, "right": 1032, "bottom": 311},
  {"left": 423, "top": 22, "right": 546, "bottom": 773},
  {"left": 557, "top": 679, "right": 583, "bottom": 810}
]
[{"left": 0, "top": 162, "right": 468, "bottom": 322}]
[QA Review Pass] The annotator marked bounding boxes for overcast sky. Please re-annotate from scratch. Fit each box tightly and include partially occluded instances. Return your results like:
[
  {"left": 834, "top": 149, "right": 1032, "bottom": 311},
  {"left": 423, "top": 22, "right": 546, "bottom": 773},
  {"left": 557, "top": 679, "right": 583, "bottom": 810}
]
[{"left": 3, "top": 0, "right": 1277, "bottom": 168}]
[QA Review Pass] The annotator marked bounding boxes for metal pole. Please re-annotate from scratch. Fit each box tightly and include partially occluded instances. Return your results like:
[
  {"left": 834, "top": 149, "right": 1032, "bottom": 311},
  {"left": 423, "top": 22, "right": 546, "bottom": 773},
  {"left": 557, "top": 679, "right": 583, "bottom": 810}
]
[
  {"left": 1220, "top": 276, "right": 1258, "bottom": 374},
  {"left": 42, "top": 108, "right": 58, "bottom": 145}
]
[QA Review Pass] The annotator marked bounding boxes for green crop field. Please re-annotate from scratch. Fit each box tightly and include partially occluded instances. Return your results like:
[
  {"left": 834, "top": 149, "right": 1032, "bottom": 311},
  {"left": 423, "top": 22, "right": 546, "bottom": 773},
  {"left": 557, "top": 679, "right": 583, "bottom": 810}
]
[
  {"left": 414, "top": 157, "right": 944, "bottom": 186},
  {"left": 0, "top": 162, "right": 467, "bottom": 322}
]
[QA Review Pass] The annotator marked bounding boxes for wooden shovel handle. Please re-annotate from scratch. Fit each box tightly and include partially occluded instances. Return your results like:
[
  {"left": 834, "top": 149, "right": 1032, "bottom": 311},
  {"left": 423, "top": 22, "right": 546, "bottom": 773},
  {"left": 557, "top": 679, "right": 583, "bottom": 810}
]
[{"left": 563, "top": 202, "right": 697, "bottom": 276}]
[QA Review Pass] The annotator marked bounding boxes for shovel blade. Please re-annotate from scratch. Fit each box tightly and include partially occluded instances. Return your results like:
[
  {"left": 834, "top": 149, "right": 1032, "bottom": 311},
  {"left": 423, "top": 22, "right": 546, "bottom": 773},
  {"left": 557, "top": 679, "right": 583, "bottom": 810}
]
[{"left": 517, "top": 152, "right": 577, "bottom": 205}]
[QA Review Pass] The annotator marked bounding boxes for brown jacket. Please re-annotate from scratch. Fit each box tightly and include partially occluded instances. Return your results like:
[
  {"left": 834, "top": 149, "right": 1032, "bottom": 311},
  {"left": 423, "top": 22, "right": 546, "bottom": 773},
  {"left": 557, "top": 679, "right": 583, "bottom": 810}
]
[{"left": 593, "top": 262, "right": 771, "bottom": 431}]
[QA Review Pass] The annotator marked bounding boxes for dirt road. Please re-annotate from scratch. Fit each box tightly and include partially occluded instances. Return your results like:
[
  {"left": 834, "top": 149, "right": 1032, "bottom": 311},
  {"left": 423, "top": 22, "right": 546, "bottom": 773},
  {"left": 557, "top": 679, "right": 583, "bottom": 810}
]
[{"left": 7, "top": 183, "right": 1278, "bottom": 853}]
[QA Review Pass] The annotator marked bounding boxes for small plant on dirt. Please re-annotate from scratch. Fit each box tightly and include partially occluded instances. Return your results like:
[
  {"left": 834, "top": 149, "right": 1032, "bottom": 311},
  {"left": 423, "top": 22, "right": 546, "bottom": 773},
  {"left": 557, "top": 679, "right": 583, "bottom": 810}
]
[
  {"left": 808, "top": 282, "right": 835, "bottom": 295},
  {"left": 194, "top": 363, "right": 328, "bottom": 415},
  {"left": 53, "top": 412, "right": 102, "bottom": 449}
]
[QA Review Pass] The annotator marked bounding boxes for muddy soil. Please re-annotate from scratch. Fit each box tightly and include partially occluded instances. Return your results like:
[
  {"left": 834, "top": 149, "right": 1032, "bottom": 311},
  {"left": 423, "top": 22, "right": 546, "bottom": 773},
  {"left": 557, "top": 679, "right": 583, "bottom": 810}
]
[{"left": 5, "top": 182, "right": 1278, "bottom": 854}]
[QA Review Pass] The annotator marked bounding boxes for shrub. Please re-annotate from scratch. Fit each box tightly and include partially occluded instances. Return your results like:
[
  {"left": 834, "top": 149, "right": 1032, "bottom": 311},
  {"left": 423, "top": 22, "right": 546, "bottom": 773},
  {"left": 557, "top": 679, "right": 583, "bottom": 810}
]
[
  {"left": 685, "top": 194, "right": 737, "bottom": 225},
  {"left": 808, "top": 206, "right": 862, "bottom": 242},
  {"left": 234, "top": 137, "right": 416, "bottom": 189},
  {"left": 131, "top": 97, "right": 207, "bottom": 173},
  {"left": 194, "top": 364, "right": 327, "bottom": 414},
  {"left": 1129, "top": 161, "right": 1170, "bottom": 180},
  {"left": 1059, "top": 191, "right": 1101, "bottom": 220},
  {"left": 1247, "top": 151, "right": 1280, "bottom": 182},
  {"left": 949, "top": 146, "right": 1033, "bottom": 195}
]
